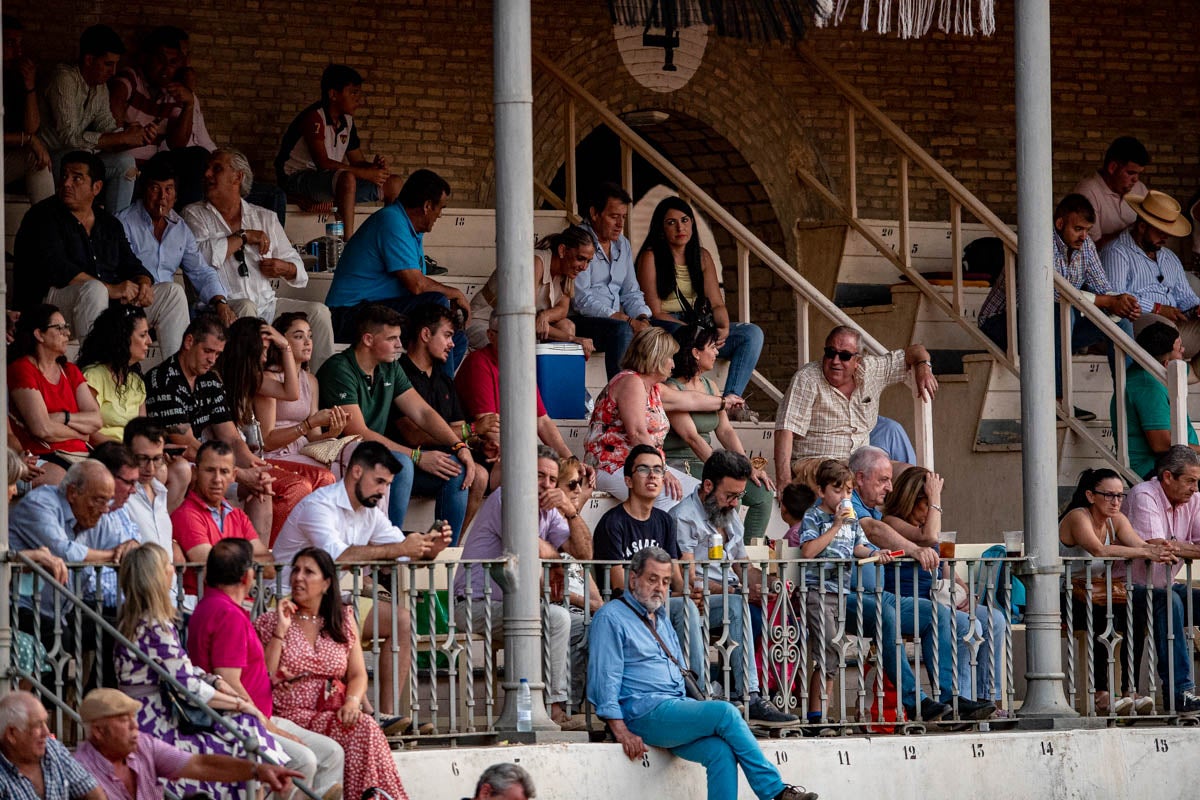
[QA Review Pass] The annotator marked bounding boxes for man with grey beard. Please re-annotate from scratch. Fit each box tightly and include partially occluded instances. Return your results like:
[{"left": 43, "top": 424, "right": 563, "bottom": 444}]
[
  {"left": 587, "top": 547, "right": 816, "bottom": 800},
  {"left": 670, "top": 451, "right": 796, "bottom": 724}
]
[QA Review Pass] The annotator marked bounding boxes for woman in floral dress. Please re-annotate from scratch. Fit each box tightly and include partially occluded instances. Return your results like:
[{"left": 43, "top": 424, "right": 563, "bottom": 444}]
[
  {"left": 256, "top": 547, "right": 410, "bottom": 800},
  {"left": 583, "top": 326, "right": 739, "bottom": 509},
  {"left": 115, "top": 543, "right": 289, "bottom": 800}
]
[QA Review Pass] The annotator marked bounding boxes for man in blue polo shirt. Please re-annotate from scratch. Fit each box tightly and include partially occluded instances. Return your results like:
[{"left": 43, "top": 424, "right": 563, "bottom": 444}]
[{"left": 325, "top": 168, "right": 470, "bottom": 374}]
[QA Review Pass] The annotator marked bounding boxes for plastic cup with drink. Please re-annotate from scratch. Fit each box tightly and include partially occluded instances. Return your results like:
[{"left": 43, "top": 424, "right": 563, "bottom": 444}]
[
  {"left": 937, "top": 530, "right": 957, "bottom": 560},
  {"left": 1003, "top": 530, "right": 1024, "bottom": 558}
]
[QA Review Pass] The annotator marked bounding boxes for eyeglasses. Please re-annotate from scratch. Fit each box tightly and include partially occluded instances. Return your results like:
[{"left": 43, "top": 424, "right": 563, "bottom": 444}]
[
  {"left": 44, "top": 323, "right": 71, "bottom": 333},
  {"left": 719, "top": 490, "right": 747, "bottom": 502},
  {"left": 823, "top": 347, "right": 857, "bottom": 362},
  {"left": 134, "top": 454, "right": 166, "bottom": 467},
  {"left": 633, "top": 465, "right": 666, "bottom": 477},
  {"left": 114, "top": 474, "right": 137, "bottom": 490},
  {"left": 566, "top": 479, "right": 583, "bottom": 491},
  {"left": 234, "top": 246, "right": 249, "bottom": 278},
  {"left": 1092, "top": 490, "right": 1127, "bottom": 502}
]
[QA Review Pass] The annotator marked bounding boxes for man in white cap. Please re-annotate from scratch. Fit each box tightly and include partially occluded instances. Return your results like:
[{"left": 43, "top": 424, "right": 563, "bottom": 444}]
[
  {"left": 1101, "top": 189, "right": 1198, "bottom": 370},
  {"left": 72, "top": 688, "right": 304, "bottom": 800}
]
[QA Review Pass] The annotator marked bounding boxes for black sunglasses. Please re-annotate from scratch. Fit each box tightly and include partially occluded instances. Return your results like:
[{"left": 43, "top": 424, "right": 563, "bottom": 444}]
[
  {"left": 234, "top": 246, "right": 249, "bottom": 278},
  {"left": 823, "top": 346, "right": 858, "bottom": 362},
  {"left": 566, "top": 479, "right": 583, "bottom": 491}
]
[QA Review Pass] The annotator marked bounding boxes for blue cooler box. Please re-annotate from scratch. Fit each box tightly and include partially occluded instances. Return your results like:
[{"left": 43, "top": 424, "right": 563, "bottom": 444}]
[{"left": 535, "top": 343, "right": 587, "bottom": 419}]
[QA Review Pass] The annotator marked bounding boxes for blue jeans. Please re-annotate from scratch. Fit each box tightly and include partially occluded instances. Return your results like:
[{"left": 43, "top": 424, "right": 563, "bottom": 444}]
[
  {"left": 845, "top": 590, "right": 925, "bottom": 709},
  {"left": 569, "top": 314, "right": 634, "bottom": 380},
  {"left": 951, "top": 604, "right": 1009, "bottom": 701},
  {"left": 1130, "top": 584, "right": 1197, "bottom": 701},
  {"left": 980, "top": 303, "right": 1134, "bottom": 399},
  {"left": 332, "top": 292, "right": 467, "bottom": 376},
  {"left": 389, "top": 449, "right": 468, "bottom": 543},
  {"left": 669, "top": 596, "right": 710, "bottom": 678},
  {"left": 706, "top": 593, "right": 760, "bottom": 699},
  {"left": 716, "top": 322, "right": 764, "bottom": 397},
  {"left": 627, "top": 699, "right": 786, "bottom": 800}
]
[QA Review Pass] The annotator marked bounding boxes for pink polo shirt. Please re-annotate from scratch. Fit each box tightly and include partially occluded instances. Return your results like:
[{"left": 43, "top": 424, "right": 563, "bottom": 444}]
[
  {"left": 1122, "top": 478, "right": 1200, "bottom": 587},
  {"left": 186, "top": 588, "right": 273, "bottom": 716},
  {"left": 74, "top": 734, "right": 191, "bottom": 800}
]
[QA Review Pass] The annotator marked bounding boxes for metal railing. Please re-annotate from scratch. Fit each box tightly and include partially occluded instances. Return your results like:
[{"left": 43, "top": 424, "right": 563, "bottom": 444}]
[
  {"left": 530, "top": 53, "right": 938, "bottom": 468},
  {"left": 12, "top": 552, "right": 1200, "bottom": 744},
  {"left": 788, "top": 44, "right": 1187, "bottom": 482}
]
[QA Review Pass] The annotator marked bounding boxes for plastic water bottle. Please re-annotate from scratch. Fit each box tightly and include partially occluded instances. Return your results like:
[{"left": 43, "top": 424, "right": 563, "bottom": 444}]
[
  {"left": 324, "top": 214, "right": 345, "bottom": 270},
  {"left": 516, "top": 678, "right": 532, "bottom": 732}
]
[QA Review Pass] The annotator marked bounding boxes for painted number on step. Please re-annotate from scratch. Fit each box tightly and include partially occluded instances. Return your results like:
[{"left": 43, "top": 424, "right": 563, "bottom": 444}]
[
  {"left": 642, "top": 752, "right": 651, "bottom": 768},
  {"left": 882, "top": 228, "right": 895, "bottom": 237},
  {"left": 1155, "top": 738, "right": 1169, "bottom": 753},
  {"left": 837, "top": 750, "right": 851, "bottom": 766},
  {"left": 451, "top": 762, "right": 460, "bottom": 776},
  {"left": 902, "top": 745, "right": 917, "bottom": 761},
  {"left": 775, "top": 751, "right": 788, "bottom": 765},
  {"left": 971, "top": 743, "right": 985, "bottom": 759},
  {"left": 760, "top": 430, "right": 773, "bottom": 441},
  {"left": 1089, "top": 363, "right": 1103, "bottom": 373},
  {"left": 454, "top": 216, "right": 466, "bottom": 226},
  {"left": 1040, "top": 741, "right": 1054, "bottom": 756}
]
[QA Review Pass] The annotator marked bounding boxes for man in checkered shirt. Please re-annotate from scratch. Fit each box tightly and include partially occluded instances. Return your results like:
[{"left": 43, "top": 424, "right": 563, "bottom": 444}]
[{"left": 773, "top": 326, "right": 938, "bottom": 490}]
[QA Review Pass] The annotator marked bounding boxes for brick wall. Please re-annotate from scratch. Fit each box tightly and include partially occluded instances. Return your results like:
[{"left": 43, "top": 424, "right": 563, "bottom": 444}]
[{"left": 12, "top": 0, "right": 1200, "bottom": 387}]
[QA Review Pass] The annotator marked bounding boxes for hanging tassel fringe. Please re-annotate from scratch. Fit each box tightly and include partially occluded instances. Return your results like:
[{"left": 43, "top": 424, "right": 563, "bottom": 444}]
[{"left": 607, "top": 0, "right": 994, "bottom": 39}]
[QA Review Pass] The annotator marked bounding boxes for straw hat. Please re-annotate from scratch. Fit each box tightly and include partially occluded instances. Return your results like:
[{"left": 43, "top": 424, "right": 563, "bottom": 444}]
[{"left": 1125, "top": 190, "right": 1193, "bottom": 237}]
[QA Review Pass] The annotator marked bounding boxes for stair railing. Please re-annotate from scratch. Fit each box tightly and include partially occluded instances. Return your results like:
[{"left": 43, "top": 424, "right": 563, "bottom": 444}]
[
  {"left": 532, "top": 53, "right": 938, "bottom": 468},
  {"left": 789, "top": 43, "right": 1187, "bottom": 482}
]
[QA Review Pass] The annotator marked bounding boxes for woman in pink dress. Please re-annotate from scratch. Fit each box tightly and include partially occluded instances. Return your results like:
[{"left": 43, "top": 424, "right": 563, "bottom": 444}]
[
  {"left": 583, "top": 326, "right": 740, "bottom": 509},
  {"left": 256, "top": 547, "right": 410, "bottom": 800}
]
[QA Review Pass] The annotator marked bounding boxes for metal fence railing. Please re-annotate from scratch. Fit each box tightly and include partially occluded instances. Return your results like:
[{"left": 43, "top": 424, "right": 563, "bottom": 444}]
[{"left": 8, "top": 551, "right": 1200, "bottom": 744}]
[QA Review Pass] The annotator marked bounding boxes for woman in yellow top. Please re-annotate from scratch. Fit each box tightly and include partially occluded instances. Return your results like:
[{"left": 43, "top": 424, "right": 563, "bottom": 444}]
[
  {"left": 77, "top": 304, "right": 151, "bottom": 444},
  {"left": 635, "top": 196, "right": 763, "bottom": 409}
]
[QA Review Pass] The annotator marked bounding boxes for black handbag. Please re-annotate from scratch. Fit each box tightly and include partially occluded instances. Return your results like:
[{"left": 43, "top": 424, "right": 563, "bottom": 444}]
[
  {"left": 619, "top": 596, "right": 707, "bottom": 701},
  {"left": 676, "top": 290, "right": 716, "bottom": 331},
  {"left": 160, "top": 681, "right": 220, "bottom": 735}
]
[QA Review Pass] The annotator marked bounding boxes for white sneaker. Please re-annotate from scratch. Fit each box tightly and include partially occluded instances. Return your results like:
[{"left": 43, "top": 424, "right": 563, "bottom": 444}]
[
  {"left": 1111, "top": 696, "right": 1134, "bottom": 715},
  {"left": 1133, "top": 695, "right": 1155, "bottom": 714}
]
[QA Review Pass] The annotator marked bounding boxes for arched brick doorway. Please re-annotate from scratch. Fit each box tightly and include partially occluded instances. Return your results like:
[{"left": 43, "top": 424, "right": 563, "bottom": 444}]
[{"left": 543, "top": 112, "right": 799, "bottom": 394}]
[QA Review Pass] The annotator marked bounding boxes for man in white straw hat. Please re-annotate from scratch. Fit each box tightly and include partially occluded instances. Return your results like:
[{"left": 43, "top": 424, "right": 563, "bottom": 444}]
[{"left": 1101, "top": 189, "right": 1198, "bottom": 369}]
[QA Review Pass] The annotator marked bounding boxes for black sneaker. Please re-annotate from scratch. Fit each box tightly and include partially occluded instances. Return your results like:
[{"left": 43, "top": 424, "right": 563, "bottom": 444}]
[
  {"left": 1175, "top": 690, "right": 1200, "bottom": 714},
  {"left": 904, "top": 697, "right": 950, "bottom": 722},
  {"left": 424, "top": 255, "right": 448, "bottom": 276},
  {"left": 775, "top": 786, "right": 818, "bottom": 800},
  {"left": 748, "top": 697, "right": 800, "bottom": 727},
  {"left": 1072, "top": 406, "right": 1097, "bottom": 422},
  {"left": 953, "top": 697, "right": 998, "bottom": 721}
]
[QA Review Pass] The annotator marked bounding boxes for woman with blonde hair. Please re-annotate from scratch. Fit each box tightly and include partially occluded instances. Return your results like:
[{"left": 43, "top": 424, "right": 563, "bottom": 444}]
[
  {"left": 114, "top": 543, "right": 288, "bottom": 800},
  {"left": 583, "top": 326, "right": 743, "bottom": 508}
]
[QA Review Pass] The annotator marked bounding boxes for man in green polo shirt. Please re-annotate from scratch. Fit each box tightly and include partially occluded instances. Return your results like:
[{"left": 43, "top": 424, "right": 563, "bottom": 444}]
[
  {"left": 1115, "top": 321, "right": 1200, "bottom": 478},
  {"left": 317, "top": 303, "right": 476, "bottom": 537}
]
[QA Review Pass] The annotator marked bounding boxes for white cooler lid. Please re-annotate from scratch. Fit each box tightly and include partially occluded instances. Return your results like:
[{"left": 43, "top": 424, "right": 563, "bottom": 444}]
[{"left": 535, "top": 343, "right": 584, "bottom": 355}]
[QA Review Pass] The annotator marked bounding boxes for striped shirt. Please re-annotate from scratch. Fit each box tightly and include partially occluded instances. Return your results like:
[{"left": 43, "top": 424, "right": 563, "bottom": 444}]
[
  {"left": 977, "top": 232, "right": 1112, "bottom": 325},
  {"left": 775, "top": 349, "right": 908, "bottom": 461},
  {"left": 1101, "top": 229, "right": 1199, "bottom": 314},
  {"left": 0, "top": 736, "right": 99, "bottom": 800}
]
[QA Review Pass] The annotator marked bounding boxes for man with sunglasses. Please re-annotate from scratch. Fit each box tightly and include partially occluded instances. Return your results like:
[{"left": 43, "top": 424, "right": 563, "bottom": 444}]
[
  {"left": 774, "top": 325, "right": 937, "bottom": 491},
  {"left": 670, "top": 449, "right": 799, "bottom": 727}
]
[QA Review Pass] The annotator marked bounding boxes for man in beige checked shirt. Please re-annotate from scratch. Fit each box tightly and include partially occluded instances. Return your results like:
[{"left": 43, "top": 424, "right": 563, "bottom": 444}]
[{"left": 773, "top": 325, "right": 938, "bottom": 490}]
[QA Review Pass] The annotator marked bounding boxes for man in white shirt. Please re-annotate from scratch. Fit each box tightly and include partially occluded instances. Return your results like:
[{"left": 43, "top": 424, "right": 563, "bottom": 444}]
[
  {"left": 182, "top": 148, "right": 334, "bottom": 369},
  {"left": 122, "top": 417, "right": 187, "bottom": 558},
  {"left": 273, "top": 441, "right": 450, "bottom": 720}
]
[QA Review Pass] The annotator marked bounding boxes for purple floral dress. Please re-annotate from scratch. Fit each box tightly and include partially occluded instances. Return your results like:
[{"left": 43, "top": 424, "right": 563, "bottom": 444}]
[{"left": 115, "top": 618, "right": 289, "bottom": 800}]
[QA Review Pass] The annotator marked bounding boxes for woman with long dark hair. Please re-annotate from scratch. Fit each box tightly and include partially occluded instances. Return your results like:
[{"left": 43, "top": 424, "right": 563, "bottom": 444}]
[
  {"left": 467, "top": 224, "right": 597, "bottom": 355},
  {"left": 7, "top": 304, "right": 101, "bottom": 479},
  {"left": 664, "top": 325, "right": 774, "bottom": 539},
  {"left": 634, "top": 195, "right": 763, "bottom": 404},
  {"left": 76, "top": 304, "right": 150, "bottom": 444},
  {"left": 256, "top": 547, "right": 411, "bottom": 800},
  {"left": 1059, "top": 467, "right": 1173, "bottom": 715},
  {"left": 217, "top": 317, "right": 335, "bottom": 545},
  {"left": 256, "top": 311, "right": 351, "bottom": 474}
]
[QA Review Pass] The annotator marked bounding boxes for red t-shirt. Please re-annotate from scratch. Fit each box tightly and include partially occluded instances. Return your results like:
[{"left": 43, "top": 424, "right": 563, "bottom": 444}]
[
  {"left": 186, "top": 589, "right": 273, "bottom": 716},
  {"left": 171, "top": 491, "right": 259, "bottom": 594},
  {"left": 455, "top": 345, "right": 547, "bottom": 419},
  {"left": 7, "top": 358, "right": 89, "bottom": 455}
]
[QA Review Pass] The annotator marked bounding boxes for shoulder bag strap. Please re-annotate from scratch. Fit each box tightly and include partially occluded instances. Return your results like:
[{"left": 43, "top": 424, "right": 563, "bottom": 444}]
[{"left": 619, "top": 595, "right": 685, "bottom": 672}]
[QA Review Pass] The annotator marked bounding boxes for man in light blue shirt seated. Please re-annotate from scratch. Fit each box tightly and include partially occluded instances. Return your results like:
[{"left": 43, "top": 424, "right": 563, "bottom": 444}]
[
  {"left": 571, "top": 182, "right": 654, "bottom": 379},
  {"left": 1101, "top": 189, "right": 1199, "bottom": 375},
  {"left": 116, "top": 153, "right": 236, "bottom": 328},
  {"left": 8, "top": 460, "right": 140, "bottom": 658},
  {"left": 587, "top": 546, "right": 817, "bottom": 800},
  {"left": 325, "top": 168, "right": 469, "bottom": 374}
]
